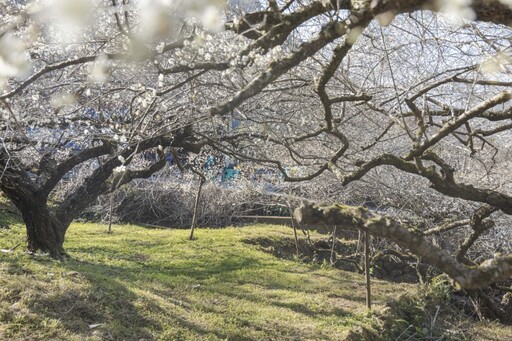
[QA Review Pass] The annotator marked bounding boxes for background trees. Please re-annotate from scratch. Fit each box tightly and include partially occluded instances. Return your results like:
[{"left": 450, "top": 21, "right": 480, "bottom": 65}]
[{"left": 0, "top": 0, "right": 511, "bottom": 290}]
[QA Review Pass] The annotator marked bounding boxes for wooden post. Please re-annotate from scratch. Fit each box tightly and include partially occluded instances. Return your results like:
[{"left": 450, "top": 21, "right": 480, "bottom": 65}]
[
  {"left": 288, "top": 203, "right": 300, "bottom": 256},
  {"left": 330, "top": 225, "right": 337, "bottom": 264},
  {"left": 189, "top": 177, "right": 204, "bottom": 240},
  {"left": 364, "top": 230, "right": 372, "bottom": 309}
]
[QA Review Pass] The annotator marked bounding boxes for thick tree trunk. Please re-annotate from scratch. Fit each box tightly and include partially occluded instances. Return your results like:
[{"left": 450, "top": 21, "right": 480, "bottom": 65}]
[
  {"left": 24, "top": 207, "right": 67, "bottom": 258},
  {"left": 11, "top": 195, "right": 68, "bottom": 258}
]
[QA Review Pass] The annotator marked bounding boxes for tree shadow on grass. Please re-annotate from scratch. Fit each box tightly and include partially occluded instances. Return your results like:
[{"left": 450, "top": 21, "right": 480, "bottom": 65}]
[
  {"left": 1, "top": 241, "right": 376, "bottom": 340},
  {"left": 0, "top": 254, "right": 150, "bottom": 338},
  {"left": 36, "top": 264, "right": 157, "bottom": 339},
  {"left": 198, "top": 281, "right": 358, "bottom": 319},
  {"left": 55, "top": 247, "right": 265, "bottom": 339},
  {"left": 0, "top": 253, "right": 156, "bottom": 339},
  {"left": 58, "top": 246, "right": 360, "bottom": 339},
  {"left": 73, "top": 245, "right": 264, "bottom": 280},
  {"left": 271, "top": 300, "right": 354, "bottom": 319}
]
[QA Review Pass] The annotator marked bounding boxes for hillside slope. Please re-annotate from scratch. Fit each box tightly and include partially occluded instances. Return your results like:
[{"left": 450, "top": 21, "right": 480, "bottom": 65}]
[{"left": 0, "top": 208, "right": 510, "bottom": 340}]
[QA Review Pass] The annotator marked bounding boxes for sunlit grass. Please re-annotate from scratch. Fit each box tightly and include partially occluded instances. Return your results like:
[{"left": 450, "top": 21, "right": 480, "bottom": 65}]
[
  {"left": 2, "top": 206, "right": 510, "bottom": 340},
  {"left": 0, "top": 217, "right": 411, "bottom": 340}
]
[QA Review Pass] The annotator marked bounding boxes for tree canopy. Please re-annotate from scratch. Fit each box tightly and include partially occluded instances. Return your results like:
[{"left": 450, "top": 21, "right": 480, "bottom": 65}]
[{"left": 0, "top": 0, "right": 511, "bottom": 288}]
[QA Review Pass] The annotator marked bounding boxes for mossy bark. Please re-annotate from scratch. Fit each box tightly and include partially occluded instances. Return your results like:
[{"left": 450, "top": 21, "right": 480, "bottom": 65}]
[{"left": 294, "top": 202, "right": 512, "bottom": 289}]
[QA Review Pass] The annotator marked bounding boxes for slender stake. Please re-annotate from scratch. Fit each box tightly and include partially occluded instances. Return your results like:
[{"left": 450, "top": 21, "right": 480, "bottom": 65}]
[
  {"left": 288, "top": 203, "right": 300, "bottom": 256},
  {"left": 364, "top": 230, "right": 372, "bottom": 309},
  {"left": 189, "top": 177, "right": 204, "bottom": 240},
  {"left": 330, "top": 225, "right": 337, "bottom": 264}
]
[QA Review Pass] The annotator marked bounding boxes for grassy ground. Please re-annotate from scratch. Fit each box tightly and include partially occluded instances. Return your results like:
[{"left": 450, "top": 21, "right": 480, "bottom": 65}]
[
  {"left": 0, "top": 213, "right": 409, "bottom": 340},
  {"left": 1, "top": 207, "right": 511, "bottom": 340}
]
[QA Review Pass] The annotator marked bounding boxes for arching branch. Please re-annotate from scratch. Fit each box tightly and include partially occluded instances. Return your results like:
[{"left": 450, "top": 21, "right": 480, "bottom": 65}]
[{"left": 295, "top": 202, "right": 512, "bottom": 289}]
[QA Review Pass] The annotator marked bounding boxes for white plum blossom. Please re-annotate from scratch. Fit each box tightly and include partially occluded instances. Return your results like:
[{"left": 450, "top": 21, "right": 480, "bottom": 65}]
[
  {"left": 113, "top": 165, "right": 127, "bottom": 173},
  {"left": 375, "top": 11, "right": 396, "bottom": 27},
  {"left": 0, "top": 33, "right": 31, "bottom": 90},
  {"left": 137, "top": 0, "right": 224, "bottom": 41},
  {"left": 50, "top": 93, "right": 76, "bottom": 108},
  {"left": 138, "top": 0, "right": 177, "bottom": 40},
  {"left": 497, "top": 0, "right": 512, "bottom": 7},
  {"left": 437, "top": 0, "right": 476, "bottom": 26},
  {"left": 481, "top": 52, "right": 512, "bottom": 75},
  {"left": 89, "top": 54, "right": 110, "bottom": 83},
  {"left": 199, "top": 5, "right": 225, "bottom": 33},
  {"left": 38, "top": 0, "right": 99, "bottom": 43},
  {"left": 156, "top": 42, "right": 165, "bottom": 53}
]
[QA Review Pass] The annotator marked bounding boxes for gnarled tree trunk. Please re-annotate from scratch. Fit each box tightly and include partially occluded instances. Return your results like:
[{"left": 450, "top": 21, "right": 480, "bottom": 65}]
[
  {"left": 22, "top": 204, "right": 67, "bottom": 258},
  {"left": 5, "top": 186, "right": 68, "bottom": 258}
]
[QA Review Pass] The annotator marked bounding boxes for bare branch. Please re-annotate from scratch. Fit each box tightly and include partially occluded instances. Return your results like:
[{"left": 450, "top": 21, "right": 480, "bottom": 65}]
[{"left": 295, "top": 202, "right": 512, "bottom": 289}]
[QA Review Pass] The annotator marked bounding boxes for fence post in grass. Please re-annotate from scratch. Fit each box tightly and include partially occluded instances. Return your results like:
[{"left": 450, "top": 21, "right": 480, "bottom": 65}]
[
  {"left": 189, "top": 174, "right": 205, "bottom": 240},
  {"left": 364, "top": 230, "right": 372, "bottom": 309},
  {"left": 330, "top": 225, "right": 337, "bottom": 264},
  {"left": 287, "top": 202, "right": 300, "bottom": 256}
]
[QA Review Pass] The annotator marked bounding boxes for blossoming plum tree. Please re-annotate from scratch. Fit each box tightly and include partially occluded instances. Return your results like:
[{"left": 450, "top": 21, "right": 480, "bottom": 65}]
[{"left": 0, "top": 1, "right": 511, "bottom": 294}]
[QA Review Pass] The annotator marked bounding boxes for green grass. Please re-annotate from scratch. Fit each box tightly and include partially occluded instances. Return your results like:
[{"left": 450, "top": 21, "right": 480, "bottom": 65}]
[
  {"left": 0, "top": 215, "right": 414, "bottom": 340},
  {"left": 1, "top": 205, "right": 511, "bottom": 340}
]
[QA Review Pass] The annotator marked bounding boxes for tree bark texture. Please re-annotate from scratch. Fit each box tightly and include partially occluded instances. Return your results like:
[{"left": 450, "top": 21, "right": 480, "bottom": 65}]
[{"left": 294, "top": 202, "right": 512, "bottom": 289}]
